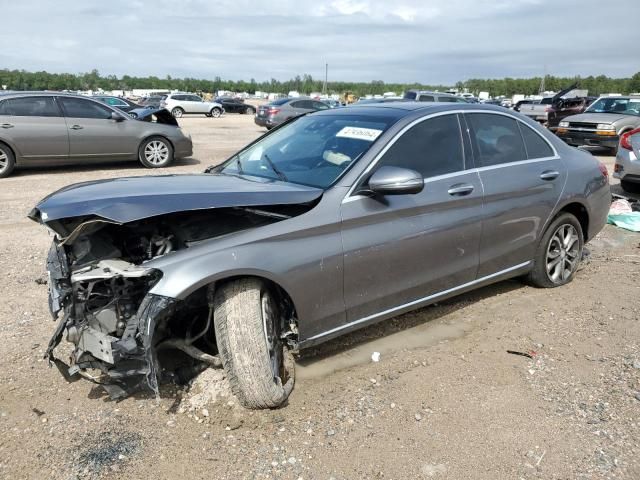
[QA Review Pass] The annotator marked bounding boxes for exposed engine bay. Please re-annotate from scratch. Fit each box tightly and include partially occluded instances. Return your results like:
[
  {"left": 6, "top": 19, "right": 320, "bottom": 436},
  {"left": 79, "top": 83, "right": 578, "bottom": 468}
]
[{"left": 41, "top": 206, "right": 304, "bottom": 399}]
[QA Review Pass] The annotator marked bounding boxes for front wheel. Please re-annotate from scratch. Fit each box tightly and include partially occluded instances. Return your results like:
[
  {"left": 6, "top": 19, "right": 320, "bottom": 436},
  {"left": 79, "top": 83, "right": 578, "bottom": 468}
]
[
  {"left": 138, "top": 136, "right": 174, "bottom": 168},
  {"left": 525, "top": 213, "right": 583, "bottom": 288},
  {"left": 210, "top": 107, "right": 222, "bottom": 118},
  {"left": 0, "top": 143, "right": 16, "bottom": 178},
  {"left": 171, "top": 107, "right": 184, "bottom": 118},
  {"left": 214, "top": 278, "right": 294, "bottom": 409}
]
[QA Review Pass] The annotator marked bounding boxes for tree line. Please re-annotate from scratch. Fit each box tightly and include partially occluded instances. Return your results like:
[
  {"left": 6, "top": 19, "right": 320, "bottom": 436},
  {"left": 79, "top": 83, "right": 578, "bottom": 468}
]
[{"left": 1, "top": 69, "right": 639, "bottom": 98}]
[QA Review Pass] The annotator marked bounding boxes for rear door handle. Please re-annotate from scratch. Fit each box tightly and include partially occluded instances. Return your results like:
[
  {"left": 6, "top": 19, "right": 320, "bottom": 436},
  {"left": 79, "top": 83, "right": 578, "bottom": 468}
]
[
  {"left": 447, "top": 183, "right": 474, "bottom": 196},
  {"left": 69, "top": 124, "right": 84, "bottom": 130},
  {"left": 540, "top": 170, "right": 560, "bottom": 181},
  {"left": 1, "top": 123, "right": 13, "bottom": 129}
]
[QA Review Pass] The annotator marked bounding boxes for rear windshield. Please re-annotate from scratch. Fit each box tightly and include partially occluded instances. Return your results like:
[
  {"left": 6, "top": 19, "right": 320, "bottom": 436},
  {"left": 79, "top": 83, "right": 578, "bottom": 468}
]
[
  {"left": 270, "top": 98, "right": 291, "bottom": 106},
  {"left": 403, "top": 91, "right": 417, "bottom": 100}
]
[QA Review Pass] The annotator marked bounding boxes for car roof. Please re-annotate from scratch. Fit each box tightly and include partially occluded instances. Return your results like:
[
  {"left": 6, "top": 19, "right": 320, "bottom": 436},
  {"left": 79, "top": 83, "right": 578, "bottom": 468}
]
[
  {"left": 313, "top": 101, "right": 511, "bottom": 120},
  {"left": 0, "top": 91, "right": 105, "bottom": 101}
]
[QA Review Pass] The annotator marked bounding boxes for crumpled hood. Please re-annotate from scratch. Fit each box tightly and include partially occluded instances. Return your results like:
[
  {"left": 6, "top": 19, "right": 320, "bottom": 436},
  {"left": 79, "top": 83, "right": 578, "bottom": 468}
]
[
  {"left": 564, "top": 112, "right": 629, "bottom": 124},
  {"left": 30, "top": 173, "right": 323, "bottom": 224}
]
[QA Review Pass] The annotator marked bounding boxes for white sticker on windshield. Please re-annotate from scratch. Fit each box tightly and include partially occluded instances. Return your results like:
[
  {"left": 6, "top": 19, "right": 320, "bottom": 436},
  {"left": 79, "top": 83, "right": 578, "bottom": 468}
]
[{"left": 336, "top": 126, "right": 383, "bottom": 142}]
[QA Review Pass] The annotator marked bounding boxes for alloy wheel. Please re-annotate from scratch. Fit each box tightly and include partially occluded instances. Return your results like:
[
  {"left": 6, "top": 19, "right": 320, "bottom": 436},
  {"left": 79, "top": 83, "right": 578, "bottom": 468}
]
[
  {"left": 0, "top": 149, "right": 7, "bottom": 173},
  {"left": 144, "top": 140, "right": 169, "bottom": 166},
  {"left": 546, "top": 224, "right": 580, "bottom": 283},
  {"left": 261, "top": 293, "right": 282, "bottom": 381}
]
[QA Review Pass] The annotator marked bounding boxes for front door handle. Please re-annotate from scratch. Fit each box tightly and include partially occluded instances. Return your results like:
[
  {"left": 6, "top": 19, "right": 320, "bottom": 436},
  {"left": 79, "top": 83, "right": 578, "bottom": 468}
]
[
  {"left": 447, "top": 183, "right": 474, "bottom": 196},
  {"left": 1, "top": 123, "right": 13, "bottom": 129},
  {"left": 69, "top": 125, "right": 83, "bottom": 130},
  {"left": 540, "top": 170, "right": 560, "bottom": 181}
]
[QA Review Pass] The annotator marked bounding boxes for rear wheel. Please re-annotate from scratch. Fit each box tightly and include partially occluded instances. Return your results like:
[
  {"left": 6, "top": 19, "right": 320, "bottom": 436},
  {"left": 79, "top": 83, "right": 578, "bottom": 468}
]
[
  {"left": 244, "top": 107, "right": 255, "bottom": 115},
  {"left": 0, "top": 143, "right": 16, "bottom": 178},
  {"left": 171, "top": 107, "right": 184, "bottom": 118},
  {"left": 138, "top": 136, "right": 174, "bottom": 168},
  {"left": 214, "top": 278, "right": 294, "bottom": 409},
  {"left": 210, "top": 107, "right": 222, "bottom": 118},
  {"left": 129, "top": 112, "right": 138, "bottom": 119},
  {"left": 525, "top": 213, "right": 583, "bottom": 288},
  {"left": 621, "top": 179, "right": 640, "bottom": 193}
]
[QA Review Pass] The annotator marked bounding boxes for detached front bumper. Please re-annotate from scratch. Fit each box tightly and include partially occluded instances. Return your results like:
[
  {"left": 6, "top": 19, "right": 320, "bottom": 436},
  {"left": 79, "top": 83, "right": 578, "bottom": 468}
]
[{"left": 556, "top": 130, "right": 619, "bottom": 149}]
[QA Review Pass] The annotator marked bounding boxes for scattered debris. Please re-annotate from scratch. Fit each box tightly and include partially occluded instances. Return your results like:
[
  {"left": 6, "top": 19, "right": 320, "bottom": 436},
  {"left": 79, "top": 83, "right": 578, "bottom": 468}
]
[
  {"left": 31, "top": 407, "right": 45, "bottom": 417},
  {"left": 371, "top": 351, "right": 381, "bottom": 362},
  {"left": 72, "top": 431, "right": 141, "bottom": 477},
  {"left": 507, "top": 350, "right": 536, "bottom": 359}
]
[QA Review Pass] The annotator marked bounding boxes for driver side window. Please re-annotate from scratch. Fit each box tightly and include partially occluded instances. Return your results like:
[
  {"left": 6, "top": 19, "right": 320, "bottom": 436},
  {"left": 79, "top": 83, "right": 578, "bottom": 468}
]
[{"left": 377, "top": 114, "right": 465, "bottom": 178}]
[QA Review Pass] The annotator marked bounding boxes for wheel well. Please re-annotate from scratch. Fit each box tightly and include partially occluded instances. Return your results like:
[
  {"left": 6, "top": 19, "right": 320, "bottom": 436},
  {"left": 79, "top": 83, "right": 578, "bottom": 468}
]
[{"left": 558, "top": 202, "right": 589, "bottom": 239}]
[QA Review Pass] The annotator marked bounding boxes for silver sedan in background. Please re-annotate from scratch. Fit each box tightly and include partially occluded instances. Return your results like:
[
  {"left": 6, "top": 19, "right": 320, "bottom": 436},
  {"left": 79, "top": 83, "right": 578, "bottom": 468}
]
[{"left": 0, "top": 92, "right": 192, "bottom": 178}]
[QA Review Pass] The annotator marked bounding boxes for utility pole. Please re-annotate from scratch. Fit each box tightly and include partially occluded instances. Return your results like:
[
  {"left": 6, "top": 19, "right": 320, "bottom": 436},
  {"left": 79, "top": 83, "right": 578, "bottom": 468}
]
[{"left": 322, "top": 63, "right": 328, "bottom": 95}]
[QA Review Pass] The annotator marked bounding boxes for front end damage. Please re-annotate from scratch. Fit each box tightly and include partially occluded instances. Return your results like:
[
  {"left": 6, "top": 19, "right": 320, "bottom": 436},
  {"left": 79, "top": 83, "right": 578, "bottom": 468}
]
[{"left": 35, "top": 205, "right": 309, "bottom": 399}]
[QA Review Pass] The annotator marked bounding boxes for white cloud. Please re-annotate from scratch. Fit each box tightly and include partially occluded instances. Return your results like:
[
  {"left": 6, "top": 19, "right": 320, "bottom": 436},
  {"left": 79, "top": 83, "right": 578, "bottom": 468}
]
[{"left": 0, "top": 0, "right": 638, "bottom": 84}]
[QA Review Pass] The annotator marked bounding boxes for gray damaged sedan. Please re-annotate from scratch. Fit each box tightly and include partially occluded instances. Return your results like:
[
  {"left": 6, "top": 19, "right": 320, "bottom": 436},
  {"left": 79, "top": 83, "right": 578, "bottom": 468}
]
[{"left": 29, "top": 103, "right": 611, "bottom": 408}]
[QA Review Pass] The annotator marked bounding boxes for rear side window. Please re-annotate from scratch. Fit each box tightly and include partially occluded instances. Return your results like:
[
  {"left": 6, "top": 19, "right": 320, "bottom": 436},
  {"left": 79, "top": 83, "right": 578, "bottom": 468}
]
[
  {"left": 519, "top": 123, "right": 554, "bottom": 159},
  {"left": 312, "top": 101, "right": 329, "bottom": 110},
  {"left": 404, "top": 91, "right": 417, "bottom": 100},
  {"left": 418, "top": 95, "right": 435, "bottom": 102},
  {"left": 103, "top": 97, "right": 127, "bottom": 107},
  {"left": 466, "top": 113, "right": 527, "bottom": 167},
  {"left": 59, "top": 97, "right": 113, "bottom": 119},
  {"left": 0, "top": 96, "right": 60, "bottom": 117},
  {"left": 378, "top": 114, "right": 465, "bottom": 178},
  {"left": 437, "top": 96, "right": 458, "bottom": 103}
]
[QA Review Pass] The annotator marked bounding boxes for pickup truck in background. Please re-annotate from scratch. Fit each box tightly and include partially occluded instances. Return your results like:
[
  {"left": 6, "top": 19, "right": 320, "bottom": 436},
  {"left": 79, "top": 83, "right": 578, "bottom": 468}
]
[
  {"left": 547, "top": 96, "right": 597, "bottom": 131},
  {"left": 518, "top": 84, "right": 579, "bottom": 125}
]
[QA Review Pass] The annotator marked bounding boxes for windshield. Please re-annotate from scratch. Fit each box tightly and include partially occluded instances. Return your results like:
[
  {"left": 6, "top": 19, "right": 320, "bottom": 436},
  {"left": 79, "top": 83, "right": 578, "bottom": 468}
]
[
  {"left": 586, "top": 97, "right": 640, "bottom": 116},
  {"left": 217, "top": 114, "right": 395, "bottom": 188}
]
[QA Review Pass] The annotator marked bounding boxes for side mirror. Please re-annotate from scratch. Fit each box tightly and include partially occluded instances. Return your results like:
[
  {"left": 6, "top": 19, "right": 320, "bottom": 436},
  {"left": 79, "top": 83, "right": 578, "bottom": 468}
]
[
  {"left": 366, "top": 166, "right": 424, "bottom": 195},
  {"left": 111, "top": 111, "right": 125, "bottom": 122}
]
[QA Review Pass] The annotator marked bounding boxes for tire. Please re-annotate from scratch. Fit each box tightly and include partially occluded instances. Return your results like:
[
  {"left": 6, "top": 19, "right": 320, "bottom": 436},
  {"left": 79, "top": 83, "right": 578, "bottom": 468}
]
[
  {"left": 210, "top": 107, "right": 222, "bottom": 118},
  {"left": 214, "top": 278, "right": 295, "bottom": 409},
  {"left": 621, "top": 179, "right": 640, "bottom": 194},
  {"left": 129, "top": 112, "right": 138, "bottom": 119},
  {"left": 525, "top": 213, "right": 584, "bottom": 288},
  {"left": 171, "top": 107, "right": 184, "bottom": 118},
  {"left": 138, "top": 136, "right": 174, "bottom": 168},
  {"left": 244, "top": 107, "right": 255, "bottom": 115},
  {"left": 266, "top": 125, "right": 273, "bottom": 130},
  {"left": 0, "top": 143, "right": 16, "bottom": 178}
]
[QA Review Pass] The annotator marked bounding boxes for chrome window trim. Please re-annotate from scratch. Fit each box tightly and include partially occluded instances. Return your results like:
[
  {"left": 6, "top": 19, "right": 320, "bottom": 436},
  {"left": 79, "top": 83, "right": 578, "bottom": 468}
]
[
  {"left": 305, "top": 260, "right": 532, "bottom": 343},
  {"left": 342, "top": 109, "right": 559, "bottom": 204}
]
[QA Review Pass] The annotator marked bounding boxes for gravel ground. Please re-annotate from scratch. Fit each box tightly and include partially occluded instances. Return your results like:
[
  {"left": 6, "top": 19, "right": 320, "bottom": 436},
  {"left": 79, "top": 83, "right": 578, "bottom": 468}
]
[{"left": 0, "top": 114, "right": 638, "bottom": 480}]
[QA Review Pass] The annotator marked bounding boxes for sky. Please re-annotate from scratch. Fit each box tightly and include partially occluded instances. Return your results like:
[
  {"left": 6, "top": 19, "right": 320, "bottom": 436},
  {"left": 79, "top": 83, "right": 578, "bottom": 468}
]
[{"left": 1, "top": 0, "right": 638, "bottom": 84}]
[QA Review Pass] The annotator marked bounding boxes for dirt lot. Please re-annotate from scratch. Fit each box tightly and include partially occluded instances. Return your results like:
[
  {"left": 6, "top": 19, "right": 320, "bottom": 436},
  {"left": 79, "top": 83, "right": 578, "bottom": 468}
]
[{"left": 0, "top": 114, "right": 639, "bottom": 480}]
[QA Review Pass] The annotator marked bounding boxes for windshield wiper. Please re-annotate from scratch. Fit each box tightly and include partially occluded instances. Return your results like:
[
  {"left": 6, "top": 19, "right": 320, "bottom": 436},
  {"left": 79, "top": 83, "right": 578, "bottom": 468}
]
[{"left": 262, "top": 153, "right": 288, "bottom": 182}]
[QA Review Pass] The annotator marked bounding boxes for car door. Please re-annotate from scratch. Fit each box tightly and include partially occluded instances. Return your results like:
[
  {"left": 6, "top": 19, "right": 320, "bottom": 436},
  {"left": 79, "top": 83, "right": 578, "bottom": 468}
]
[
  {"left": 58, "top": 96, "right": 138, "bottom": 160},
  {"left": 340, "top": 113, "right": 483, "bottom": 323},
  {"left": 0, "top": 96, "right": 69, "bottom": 164},
  {"left": 187, "top": 95, "right": 207, "bottom": 113},
  {"left": 463, "top": 112, "right": 566, "bottom": 277}
]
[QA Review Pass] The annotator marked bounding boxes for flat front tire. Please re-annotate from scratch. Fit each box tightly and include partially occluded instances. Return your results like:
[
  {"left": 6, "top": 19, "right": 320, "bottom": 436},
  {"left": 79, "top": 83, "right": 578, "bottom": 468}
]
[
  {"left": 138, "top": 136, "right": 174, "bottom": 168},
  {"left": 525, "top": 212, "right": 584, "bottom": 288},
  {"left": 214, "top": 278, "right": 294, "bottom": 409},
  {"left": 0, "top": 143, "right": 16, "bottom": 178}
]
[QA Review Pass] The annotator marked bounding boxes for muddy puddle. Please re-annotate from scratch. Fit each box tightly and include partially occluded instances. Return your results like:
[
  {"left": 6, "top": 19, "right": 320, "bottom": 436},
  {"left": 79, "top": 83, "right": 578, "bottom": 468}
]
[{"left": 296, "top": 318, "right": 470, "bottom": 380}]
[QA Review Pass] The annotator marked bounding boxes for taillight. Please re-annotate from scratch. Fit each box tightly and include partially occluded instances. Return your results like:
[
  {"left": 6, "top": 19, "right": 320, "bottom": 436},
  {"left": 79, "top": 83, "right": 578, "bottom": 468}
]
[
  {"left": 598, "top": 162, "right": 608, "bottom": 179},
  {"left": 620, "top": 127, "right": 640, "bottom": 151},
  {"left": 267, "top": 108, "right": 280, "bottom": 116}
]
